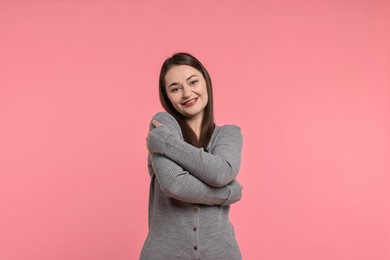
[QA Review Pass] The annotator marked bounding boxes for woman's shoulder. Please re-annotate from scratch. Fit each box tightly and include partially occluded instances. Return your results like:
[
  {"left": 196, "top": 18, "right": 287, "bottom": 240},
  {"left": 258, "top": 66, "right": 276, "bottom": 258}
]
[
  {"left": 150, "top": 111, "right": 182, "bottom": 135},
  {"left": 151, "top": 111, "right": 176, "bottom": 121},
  {"left": 209, "top": 124, "right": 242, "bottom": 151},
  {"left": 212, "top": 124, "right": 242, "bottom": 141},
  {"left": 215, "top": 124, "right": 241, "bottom": 134}
]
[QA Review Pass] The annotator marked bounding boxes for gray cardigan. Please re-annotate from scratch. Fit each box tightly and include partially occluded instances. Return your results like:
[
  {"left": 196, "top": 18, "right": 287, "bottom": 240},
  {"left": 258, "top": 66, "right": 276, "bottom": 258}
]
[{"left": 140, "top": 112, "right": 243, "bottom": 260}]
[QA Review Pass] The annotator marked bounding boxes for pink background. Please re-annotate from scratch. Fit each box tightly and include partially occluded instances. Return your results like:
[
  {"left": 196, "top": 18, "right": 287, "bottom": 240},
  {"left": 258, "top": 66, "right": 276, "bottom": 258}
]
[{"left": 1, "top": 0, "right": 389, "bottom": 259}]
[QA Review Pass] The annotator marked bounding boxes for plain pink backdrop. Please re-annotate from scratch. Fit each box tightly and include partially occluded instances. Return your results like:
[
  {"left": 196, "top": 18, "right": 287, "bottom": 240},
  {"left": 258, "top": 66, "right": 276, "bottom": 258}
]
[{"left": 1, "top": 0, "right": 389, "bottom": 259}]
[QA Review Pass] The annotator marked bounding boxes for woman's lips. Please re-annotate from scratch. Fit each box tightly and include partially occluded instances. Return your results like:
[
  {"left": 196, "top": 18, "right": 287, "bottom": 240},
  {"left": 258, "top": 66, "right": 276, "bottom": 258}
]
[{"left": 182, "top": 97, "right": 198, "bottom": 106}]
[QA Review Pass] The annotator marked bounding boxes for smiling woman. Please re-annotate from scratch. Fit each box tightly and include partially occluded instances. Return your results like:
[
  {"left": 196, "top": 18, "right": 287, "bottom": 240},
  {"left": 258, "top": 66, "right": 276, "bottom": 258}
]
[
  {"left": 158, "top": 53, "right": 216, "bottom": 150},
  {"left": 140, "top": 53, "right": 244, "bottom": 260},
  {"left": 164, "top": 65, "right": 209, "bottom": 137}
]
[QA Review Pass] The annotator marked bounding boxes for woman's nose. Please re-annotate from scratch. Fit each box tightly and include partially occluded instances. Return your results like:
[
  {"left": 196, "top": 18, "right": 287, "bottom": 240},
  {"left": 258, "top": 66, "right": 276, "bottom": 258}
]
[{"left": 182, "top": 86, "right": 191, "bottom": 98}]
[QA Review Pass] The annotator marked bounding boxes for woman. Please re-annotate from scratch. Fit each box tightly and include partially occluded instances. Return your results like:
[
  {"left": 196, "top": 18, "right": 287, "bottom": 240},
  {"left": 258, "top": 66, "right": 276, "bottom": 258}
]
[{"left": 140, "top": 53, "right": 243, "bottom": 260}]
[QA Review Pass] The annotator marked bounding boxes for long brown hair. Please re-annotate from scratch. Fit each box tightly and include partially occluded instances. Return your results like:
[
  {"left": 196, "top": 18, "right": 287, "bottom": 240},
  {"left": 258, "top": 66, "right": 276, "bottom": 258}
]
[{"left": 159, "top": 52, "right": 215, "bottom": 150}]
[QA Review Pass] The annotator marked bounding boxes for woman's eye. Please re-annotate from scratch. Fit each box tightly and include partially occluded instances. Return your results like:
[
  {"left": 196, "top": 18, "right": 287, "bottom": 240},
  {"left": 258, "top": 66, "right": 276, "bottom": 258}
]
[
  {"left": 171, "top": 87, "right": 180, "bottom": 93},
  {"left": 189, "top": 80, "right": 198, "bottom": 86}
]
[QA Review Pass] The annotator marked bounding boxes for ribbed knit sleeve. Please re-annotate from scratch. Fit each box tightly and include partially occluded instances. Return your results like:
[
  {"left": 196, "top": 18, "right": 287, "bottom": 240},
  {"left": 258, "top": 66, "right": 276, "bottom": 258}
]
[
  {"left": 150, "top": 154, "right": 241, "bottom": 205},
  {"left": 147, "top": 113, "right": 242, "bottom": 187}
]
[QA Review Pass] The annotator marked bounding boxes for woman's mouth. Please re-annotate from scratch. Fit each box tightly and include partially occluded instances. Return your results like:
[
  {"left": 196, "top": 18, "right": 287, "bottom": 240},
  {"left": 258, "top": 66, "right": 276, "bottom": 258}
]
[{"left": 182, "top": 97, "right": 198, "bottom": 107}]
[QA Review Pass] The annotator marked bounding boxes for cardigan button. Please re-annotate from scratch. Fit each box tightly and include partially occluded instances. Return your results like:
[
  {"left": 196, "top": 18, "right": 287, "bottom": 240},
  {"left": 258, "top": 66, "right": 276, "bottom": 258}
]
[
  {"left": 193, "top": 208, "right": 198, "bottom": 213},
  {"left": 194, "top": 246, "right": 198, "bottom": 250},
  {"left": 193, "top": 227, "right": 197, "bottom": 231}
]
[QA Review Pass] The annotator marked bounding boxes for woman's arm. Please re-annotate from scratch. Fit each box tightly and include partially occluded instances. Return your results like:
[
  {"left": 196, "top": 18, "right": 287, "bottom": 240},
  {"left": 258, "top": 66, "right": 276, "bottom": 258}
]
[
  {"left": 150, "top": 153, "right": 241, "bottom": 206},
  {"left": 148, "top": 113, "right": 242, "bottom": 187}
]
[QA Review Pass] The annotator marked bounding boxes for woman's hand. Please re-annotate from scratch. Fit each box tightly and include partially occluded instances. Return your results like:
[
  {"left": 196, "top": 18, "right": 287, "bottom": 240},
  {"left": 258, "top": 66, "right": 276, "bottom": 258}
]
[{"left": 152, "top": 120, "right": 162, "bottom": 128}]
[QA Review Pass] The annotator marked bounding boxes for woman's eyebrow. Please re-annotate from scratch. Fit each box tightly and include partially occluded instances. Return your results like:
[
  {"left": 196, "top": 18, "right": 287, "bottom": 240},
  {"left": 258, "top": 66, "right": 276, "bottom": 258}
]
[
  {"left": 168, "top": 75, "right": 198, "bottom": 88},
  {"left": 186, "top": 75, "right": 197, "bottom": 81},
  {"left": 168, "top": 82, "right": 179, "bottom": 88}
]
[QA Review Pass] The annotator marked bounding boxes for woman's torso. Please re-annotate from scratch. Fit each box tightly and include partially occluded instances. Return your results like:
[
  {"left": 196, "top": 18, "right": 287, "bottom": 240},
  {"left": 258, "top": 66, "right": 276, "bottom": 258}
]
[{"left": 140, "top": 125, "right": 241, "bottom": 260}]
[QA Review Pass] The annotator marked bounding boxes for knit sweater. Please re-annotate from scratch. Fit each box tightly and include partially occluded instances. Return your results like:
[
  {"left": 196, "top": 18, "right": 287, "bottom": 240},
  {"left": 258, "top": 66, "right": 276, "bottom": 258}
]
[{"left": 140, "top": 112, "right": 243, "bottom": 260}]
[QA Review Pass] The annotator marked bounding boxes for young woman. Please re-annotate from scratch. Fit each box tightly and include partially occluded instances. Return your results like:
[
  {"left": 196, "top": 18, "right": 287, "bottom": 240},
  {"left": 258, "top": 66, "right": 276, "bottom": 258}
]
[{"left": 140, "top": 53, "right": 243, "bottom": 260}]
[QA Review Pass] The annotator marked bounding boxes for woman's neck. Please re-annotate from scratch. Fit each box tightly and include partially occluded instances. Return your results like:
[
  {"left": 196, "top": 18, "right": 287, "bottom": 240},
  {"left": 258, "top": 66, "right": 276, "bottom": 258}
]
[{"left": 186, "top": 113, "right": 203, "bottom": 139}]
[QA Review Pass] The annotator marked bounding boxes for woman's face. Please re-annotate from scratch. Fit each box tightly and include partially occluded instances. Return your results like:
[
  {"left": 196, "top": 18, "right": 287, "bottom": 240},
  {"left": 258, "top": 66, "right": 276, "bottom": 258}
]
[{"left": 165, "top": 65, "right": 208, "bottom": 120}]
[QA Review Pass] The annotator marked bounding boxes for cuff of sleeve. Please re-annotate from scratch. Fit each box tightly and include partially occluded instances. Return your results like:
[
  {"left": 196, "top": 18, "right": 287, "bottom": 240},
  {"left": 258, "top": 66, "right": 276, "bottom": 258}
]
[{"left": 222, "top": 180, "right": 242, "bottom": 205}]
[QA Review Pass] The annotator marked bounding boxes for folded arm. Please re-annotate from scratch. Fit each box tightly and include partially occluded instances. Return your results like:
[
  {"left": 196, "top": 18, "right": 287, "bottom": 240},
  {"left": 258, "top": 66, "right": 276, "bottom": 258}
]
[
  {"left": 148, "top": 113, "right": 243, "bottom": 187},
  {"left": 150, "top": 153, "right": 241, "bottom": 206}
]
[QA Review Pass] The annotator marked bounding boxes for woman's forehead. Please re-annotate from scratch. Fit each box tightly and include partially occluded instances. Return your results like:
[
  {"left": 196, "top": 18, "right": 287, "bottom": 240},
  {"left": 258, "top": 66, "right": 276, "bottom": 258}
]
[{"left": 165, "top": 65, "right": 202, "bottom": 81}]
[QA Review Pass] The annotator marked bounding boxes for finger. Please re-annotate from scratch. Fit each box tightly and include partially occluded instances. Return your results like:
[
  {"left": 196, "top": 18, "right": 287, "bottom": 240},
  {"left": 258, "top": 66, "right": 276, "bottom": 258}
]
[{"left": 152, "top": 120, "right": 162, "bottom": 127}]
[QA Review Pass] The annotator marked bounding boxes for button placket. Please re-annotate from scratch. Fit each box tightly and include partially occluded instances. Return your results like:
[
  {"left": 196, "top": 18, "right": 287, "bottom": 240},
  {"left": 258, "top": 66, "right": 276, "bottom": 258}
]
[{"left": 192, "top": 206, "right": 200, "bottom": 257}]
